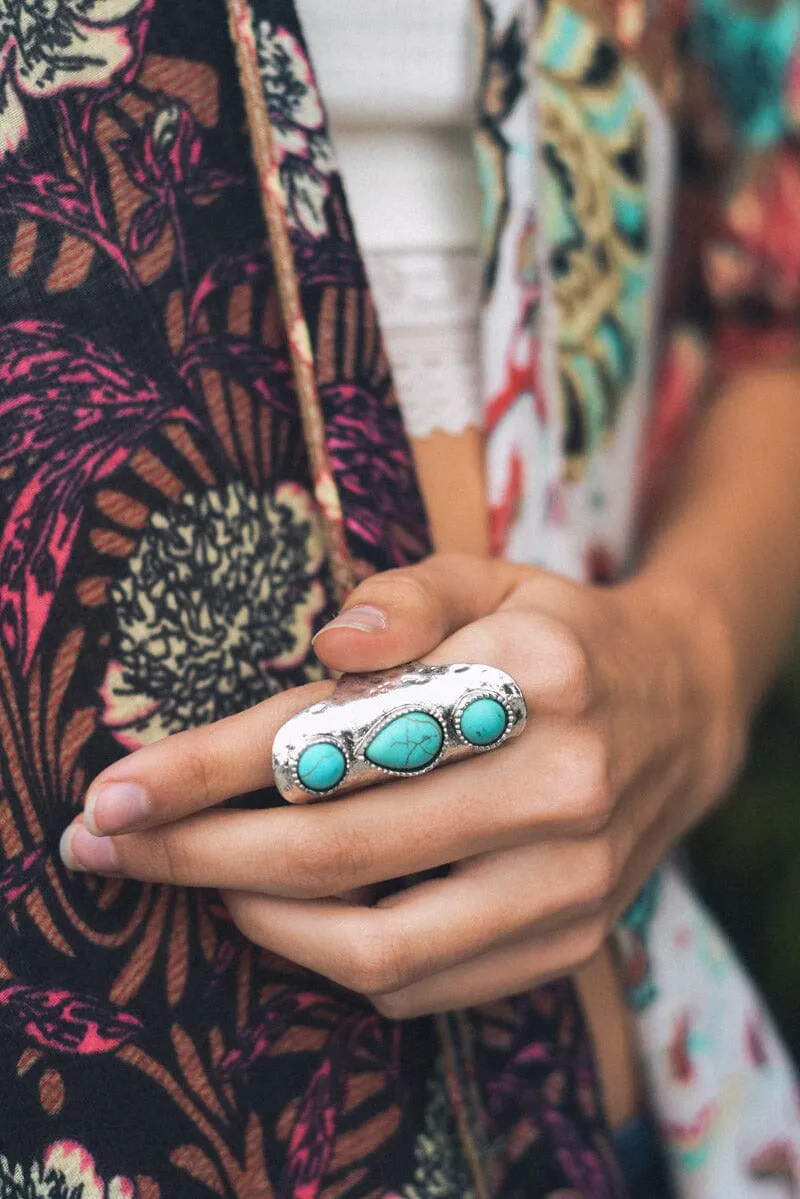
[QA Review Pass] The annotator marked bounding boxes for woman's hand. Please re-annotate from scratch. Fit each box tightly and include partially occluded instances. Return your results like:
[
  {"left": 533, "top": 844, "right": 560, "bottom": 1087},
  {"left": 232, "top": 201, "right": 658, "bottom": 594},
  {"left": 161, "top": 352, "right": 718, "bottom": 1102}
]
[{"left": 60, "top": 553, "right": 745, "bottom": 1017}]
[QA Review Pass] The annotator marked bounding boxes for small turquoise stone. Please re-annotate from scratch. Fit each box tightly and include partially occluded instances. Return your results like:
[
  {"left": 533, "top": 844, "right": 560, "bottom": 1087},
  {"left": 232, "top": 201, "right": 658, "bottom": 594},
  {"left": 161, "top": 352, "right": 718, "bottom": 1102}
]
[
  {"left": 459, "top": 697, "right": 508, "bottom": 747},
  {"left": 297, "top": 742, "right": 347, "bottom": 792},
  {"left": 365, "top": 711, "right": 444, "bottom": 772}
]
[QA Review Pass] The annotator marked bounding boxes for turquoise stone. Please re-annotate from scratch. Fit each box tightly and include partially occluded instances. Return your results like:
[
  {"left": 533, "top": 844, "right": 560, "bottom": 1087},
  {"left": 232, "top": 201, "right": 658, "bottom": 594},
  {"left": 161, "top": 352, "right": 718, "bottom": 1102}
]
[
  {"left": 365, "top": 711, "right": 444, "bottom": 772},
  {"left": 297, "top": 742, "right": 347, "bottom": 792},
  {"left": 459, "top": 697, "right": 508, "bottom": 746}
]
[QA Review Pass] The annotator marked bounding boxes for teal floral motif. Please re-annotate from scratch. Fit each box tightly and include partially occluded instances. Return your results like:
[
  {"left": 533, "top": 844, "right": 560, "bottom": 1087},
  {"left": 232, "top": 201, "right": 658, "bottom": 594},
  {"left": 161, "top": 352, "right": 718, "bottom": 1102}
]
[
  {"left": 617, "top": 871, "right": 662, "bottom": 1011},
  {"left": 691, "top": 0, "right": 800, "bottom": 147},
  {"left": 537, "top": 0, "right": 650, "bottom": 475}
]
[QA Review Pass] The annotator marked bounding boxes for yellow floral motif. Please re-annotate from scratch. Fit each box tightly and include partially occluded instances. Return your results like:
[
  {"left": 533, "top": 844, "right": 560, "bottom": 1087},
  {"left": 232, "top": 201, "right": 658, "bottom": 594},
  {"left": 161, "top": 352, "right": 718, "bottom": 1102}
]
[
  {"left": 101, "top": 481, "right": 326, "bottom": 747},
  {"left": 0, "top": 0, "right": 145, "bottom": 158},
  {"left": 0, "top": 1141, "right": 134, "bottom": 1199}
]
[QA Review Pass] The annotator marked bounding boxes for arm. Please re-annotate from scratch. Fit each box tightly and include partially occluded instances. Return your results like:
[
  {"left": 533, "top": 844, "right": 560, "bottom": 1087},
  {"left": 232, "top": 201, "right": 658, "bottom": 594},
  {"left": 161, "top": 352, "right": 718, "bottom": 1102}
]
[{"left": 633, "top": 364, "right": 800, "bottom": 720}]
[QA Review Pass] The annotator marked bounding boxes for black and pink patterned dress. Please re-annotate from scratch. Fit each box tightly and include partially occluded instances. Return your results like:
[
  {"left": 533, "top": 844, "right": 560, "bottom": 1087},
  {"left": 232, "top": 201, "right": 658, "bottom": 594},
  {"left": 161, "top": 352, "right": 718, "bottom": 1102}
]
[{"left": 0, "top": 2, "right": 622, "bottom": 1195}]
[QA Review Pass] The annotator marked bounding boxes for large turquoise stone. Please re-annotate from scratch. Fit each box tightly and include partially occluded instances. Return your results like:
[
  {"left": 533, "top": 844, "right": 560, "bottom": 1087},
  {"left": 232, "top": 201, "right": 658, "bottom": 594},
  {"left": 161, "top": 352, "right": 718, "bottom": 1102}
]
[
  {"left": 297, "top": 742, "right": 347, "bottom": 792},
  {"left": 459, "top": 697, "right": 507, "bottom": 746},
  {"left": 365, "top": 711, "right": 444, "bottom": 772}
]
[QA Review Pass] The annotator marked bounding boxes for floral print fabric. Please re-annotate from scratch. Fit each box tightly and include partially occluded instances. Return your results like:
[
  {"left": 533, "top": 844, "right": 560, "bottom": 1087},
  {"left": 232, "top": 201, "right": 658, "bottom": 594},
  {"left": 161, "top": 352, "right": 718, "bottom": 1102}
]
[{"left": 0, "top": 0, "right": 146, "bottom": 159}]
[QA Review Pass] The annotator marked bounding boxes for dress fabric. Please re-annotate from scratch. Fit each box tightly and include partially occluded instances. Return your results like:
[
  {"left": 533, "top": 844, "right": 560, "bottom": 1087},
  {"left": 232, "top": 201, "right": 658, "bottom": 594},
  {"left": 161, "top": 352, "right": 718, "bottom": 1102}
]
[
  {"left": 471, "top": 2, "right": 800, "bottom": 1193},
  {"left": 0, "top": 2, "right": 799, "bottom": 1198}
]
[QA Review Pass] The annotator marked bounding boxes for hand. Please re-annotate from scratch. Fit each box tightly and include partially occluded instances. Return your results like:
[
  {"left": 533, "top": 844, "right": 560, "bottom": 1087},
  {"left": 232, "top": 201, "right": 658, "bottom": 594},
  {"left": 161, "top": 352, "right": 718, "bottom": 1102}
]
[{"left": 60, "top": 554, "right": 745, "bottom": 1017}]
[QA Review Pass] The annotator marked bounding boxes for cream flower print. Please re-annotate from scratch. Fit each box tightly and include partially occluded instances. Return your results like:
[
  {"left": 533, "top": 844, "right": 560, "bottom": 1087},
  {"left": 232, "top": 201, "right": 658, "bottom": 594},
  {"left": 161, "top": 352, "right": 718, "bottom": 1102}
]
[
  {"left": 256, "top": 20, "right": 335, "bottom": 237},
  {"left": 0, "top": 0, "right": 145, "bottom": 157},
  {"left": 101, "top": 481, "right": 327, "bottom": 748},
  {"left": 0, "top": 1140, "right": 134, "bottom": 1198}
]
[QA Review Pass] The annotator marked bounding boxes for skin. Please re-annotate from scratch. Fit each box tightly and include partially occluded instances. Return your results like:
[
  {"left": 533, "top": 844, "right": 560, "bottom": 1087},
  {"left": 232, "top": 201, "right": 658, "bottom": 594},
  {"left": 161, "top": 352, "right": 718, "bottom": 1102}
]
[{"left": 60, "top": 366, "right": 800, "bottom": 1029}]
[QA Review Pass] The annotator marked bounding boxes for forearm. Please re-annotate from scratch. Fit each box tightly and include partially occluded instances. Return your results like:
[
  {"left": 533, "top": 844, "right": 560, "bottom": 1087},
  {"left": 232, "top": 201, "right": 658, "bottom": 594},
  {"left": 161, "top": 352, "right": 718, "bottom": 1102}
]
[{"left": 629, "top": 366, "right": 800, "bottom": 717}]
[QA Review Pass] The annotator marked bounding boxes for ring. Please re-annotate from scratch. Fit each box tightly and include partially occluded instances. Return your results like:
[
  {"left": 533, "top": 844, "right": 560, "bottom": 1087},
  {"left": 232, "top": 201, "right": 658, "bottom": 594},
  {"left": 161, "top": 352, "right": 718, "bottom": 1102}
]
[{"left": 272, "top": 661, "right": 527, "bottom": 802}]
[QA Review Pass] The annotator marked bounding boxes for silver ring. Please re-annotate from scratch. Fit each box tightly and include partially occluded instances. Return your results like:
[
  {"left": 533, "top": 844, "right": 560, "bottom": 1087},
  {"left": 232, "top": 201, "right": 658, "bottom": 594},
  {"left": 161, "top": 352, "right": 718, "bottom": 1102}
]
[{"left": 272, "top": 661, "right": 527, "bottom": 802}]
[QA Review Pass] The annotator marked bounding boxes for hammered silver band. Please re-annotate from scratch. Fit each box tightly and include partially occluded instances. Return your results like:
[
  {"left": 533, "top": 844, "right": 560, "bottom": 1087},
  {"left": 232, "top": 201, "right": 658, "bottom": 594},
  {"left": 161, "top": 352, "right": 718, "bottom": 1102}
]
[{"left": 272, "top": 661, "right": 527, "bottom": 803}]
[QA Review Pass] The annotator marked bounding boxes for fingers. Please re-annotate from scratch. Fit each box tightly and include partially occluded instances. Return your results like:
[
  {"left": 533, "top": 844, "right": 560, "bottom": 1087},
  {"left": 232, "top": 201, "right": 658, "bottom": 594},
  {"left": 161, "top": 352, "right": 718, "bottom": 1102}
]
[
  {"left": 81, "top": 679, "right": 332, "bottom": 836},
  {"left": 217, "top": 835, "right": 614, "bottom": 996},
  {"left": 313, "top": 553, "right": 528, "bottom": 673},
  {"left": 425, "top": 608, "right": 594, "bottom": 717},
  {"left": 62, "top": 719, "right": 616, "bottom": 890},
  {"left": 315, "top": 553, "right": 594, "bottom": 715},
  {"left": 224, "top": 883, "right": 605, "bottom": 1017},
  {"left": 77, "top": 597, "right": 596, "bottom": 841},
  {"left": 369, "top": 917, "right": 606, "bottom": 1019}
]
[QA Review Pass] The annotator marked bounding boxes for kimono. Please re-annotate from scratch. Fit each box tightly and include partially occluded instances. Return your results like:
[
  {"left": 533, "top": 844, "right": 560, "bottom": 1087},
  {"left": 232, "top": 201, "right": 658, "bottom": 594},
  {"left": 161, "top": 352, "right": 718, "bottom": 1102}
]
[{"left": 0, "top": 0, "right": 797, "bottom": 1195}]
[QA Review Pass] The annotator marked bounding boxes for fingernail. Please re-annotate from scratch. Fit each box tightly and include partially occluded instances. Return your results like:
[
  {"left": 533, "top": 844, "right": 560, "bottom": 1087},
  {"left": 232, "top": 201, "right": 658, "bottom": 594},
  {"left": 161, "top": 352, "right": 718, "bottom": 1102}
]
[
  {"left": 60, "top": 825, "right": 119, "bottom": 874},
  {"left": 312, "top": 604, "right": 387, "bottom": 642},
  {"left": 84, "top": 781, "right": 149, "bottom": 836}
]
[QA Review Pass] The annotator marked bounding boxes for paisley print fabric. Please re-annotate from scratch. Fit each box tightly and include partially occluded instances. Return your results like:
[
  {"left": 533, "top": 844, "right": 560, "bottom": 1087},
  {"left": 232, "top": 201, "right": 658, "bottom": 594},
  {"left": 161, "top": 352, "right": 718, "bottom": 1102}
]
[
  {"left": 537, "top": 0, "right": 650, "bottom": 476},
  {"left": 475, "top": 0, "right": 800, "bottom": 1194},
  {"left": 617, "top": 868, "right": 800, "bottom": 1197}
]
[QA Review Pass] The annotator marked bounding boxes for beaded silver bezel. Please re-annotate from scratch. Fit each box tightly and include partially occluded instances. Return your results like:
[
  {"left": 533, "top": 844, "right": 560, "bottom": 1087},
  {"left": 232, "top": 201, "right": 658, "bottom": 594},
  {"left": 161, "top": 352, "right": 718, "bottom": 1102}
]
[
  {"left": 452, "top": 688, "right": 516, "bottom": 752},
  {"left": 291, "top": 735, "right": 352, "bottom": 795},
  {"left": 354, "top": 702, "right": 447, "bottom": 779}
]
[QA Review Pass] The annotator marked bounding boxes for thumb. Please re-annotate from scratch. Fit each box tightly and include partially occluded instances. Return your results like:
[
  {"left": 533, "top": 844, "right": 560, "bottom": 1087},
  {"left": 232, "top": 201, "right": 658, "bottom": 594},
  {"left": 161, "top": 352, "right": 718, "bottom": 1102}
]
[{"left": 313, "top": 552, "right": 527, "bottom": 673}]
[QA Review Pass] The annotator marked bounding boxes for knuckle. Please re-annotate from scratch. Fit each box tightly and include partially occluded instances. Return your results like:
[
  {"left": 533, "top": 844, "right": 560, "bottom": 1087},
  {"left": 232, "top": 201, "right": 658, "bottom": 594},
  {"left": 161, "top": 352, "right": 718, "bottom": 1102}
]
[
  {"left": 286, "top": 820, "right": 372, "bottom": 896},
  {"left": 225, "top": 894, "right": 270, "bottom": 951},
  {"left": 479, "top": 610, "right": 525, "bottom": 670},
  {"left": 283, "top": 825, "right": 336, "bottom": 894},
  {"left": 364, "top": 568, "right": 434, "bottom": 616},
  {"left": 175, "top": 740, "right": 215, "bottom": 807},
  {"left": 152, "top": 828, "right": 193, "bottom": 884},
  {"left": 344, "top": 930, "right": 415, "bottom": 995},
  {"left": 224, "top": 892, "right": 255, "bottom": 938},
  {"left": 461, "top": 620, "right": 499, "bottom": 666},
  {"left": 552, "top": 628, "right": 593, "bottom": 714},
  {"left": 566, "top": 730, "right": 614, "bottom": 830},
  {"left": 565, "top": 917, "right": 607, "bottom": 972},
  {"left": 578, "top": 838, "right": 620, "bottom": 909},
  {"left": 370, "top": 991, "right": 418, "bottom": 1021}
]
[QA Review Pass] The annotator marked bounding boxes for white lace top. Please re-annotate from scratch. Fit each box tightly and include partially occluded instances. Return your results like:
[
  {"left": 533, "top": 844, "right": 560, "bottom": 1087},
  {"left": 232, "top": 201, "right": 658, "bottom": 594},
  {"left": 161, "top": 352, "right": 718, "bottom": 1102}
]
[{"left": 301, "top": 0, "right": 484, "bottom": 438}]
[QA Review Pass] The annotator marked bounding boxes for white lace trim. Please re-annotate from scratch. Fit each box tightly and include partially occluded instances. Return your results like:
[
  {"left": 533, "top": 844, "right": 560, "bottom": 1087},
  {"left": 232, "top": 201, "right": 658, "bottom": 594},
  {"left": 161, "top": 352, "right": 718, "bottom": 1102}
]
[{"left": 364, "top": 248, "right": 483, "bottom": 439}]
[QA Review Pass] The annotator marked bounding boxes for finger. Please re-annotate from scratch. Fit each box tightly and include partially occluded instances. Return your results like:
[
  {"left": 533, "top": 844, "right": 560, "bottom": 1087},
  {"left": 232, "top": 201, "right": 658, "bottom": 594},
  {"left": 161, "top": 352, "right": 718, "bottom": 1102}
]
[
  {"left": 321, "top": 598, "right": 594, "bottom": 719},
  {"left": 225, "top": 885, "right": 604, "bottom": 1016},
  {"left": 312, "top": 552, "right": 528, "bottom": 673},
  {"left": 369, "top": 916, "right": 606, "bottom": 1019},
  {"left": 79, "top": 602, "right": 592, "bottom": 840},
  {"left": 62, "top": 720, "right": 615, "bottom": 890},
  {"left": 424, "top": 607, "right": 594, "bottom": 716},
  {"left": 79, "top": 679, "right": 333, "bottom": 836},
  {"left": 219, "top": 835, "right": 614, "bottom": 995}
]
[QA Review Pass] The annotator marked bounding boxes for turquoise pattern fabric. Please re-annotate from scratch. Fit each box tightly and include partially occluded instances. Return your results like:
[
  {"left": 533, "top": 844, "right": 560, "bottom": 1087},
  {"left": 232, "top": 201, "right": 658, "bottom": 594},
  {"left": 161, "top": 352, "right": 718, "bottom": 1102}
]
[{"left": 692, "top": 0, "right": 800, "bottom": 145}]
